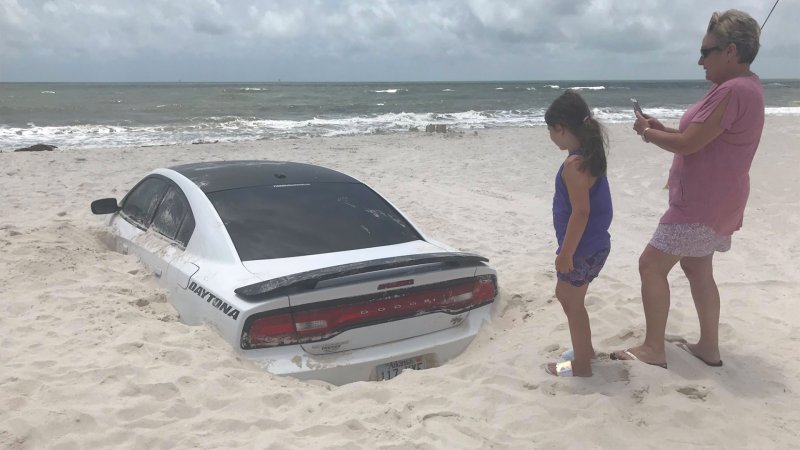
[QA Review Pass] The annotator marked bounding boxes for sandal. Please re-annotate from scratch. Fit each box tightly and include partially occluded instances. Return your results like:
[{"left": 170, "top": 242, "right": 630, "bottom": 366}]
[
  {"left": 544, "top": 360, "right": 574, "bottom": 377},
  {"left": 675, "top": 341, "right": 723, "bottom": 367}
]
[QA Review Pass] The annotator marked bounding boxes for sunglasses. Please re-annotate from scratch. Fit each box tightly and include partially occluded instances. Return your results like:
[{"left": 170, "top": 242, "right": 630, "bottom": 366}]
[{"left": 700, "top": 46, "right": 722, "bottom": 58}]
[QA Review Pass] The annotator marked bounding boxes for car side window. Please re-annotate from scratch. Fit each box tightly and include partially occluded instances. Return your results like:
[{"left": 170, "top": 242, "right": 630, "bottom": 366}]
[
  {"left": 152, "top": 186, "right": 194, "bottom": 245},
  {"left": 175, "top": 212, "right": 195, "bottom": 247},
  {"left": 121, "top": 177, "right": 169, "bottom": 228}
]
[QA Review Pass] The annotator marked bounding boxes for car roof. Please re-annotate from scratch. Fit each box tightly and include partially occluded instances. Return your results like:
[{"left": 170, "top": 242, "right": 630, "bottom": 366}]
[{"left": 169, "top": 160, "right": 359, "bottom": 193}]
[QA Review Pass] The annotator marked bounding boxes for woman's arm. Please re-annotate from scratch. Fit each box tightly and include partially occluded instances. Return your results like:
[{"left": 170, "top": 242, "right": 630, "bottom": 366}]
[
  {"left": 642, "top": 115, "right": 680, "bottom": 134},
  {"left": 635, "top": 92, "right": 731, "bottom": 155},
  {"left": 555, "top": 158, "right": 592, "bottom": 274}
]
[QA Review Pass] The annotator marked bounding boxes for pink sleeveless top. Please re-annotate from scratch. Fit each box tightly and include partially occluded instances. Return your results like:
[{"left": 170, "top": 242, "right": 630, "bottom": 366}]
[{"left": 661, "top": 74, "right": 765, "bottom": 235}]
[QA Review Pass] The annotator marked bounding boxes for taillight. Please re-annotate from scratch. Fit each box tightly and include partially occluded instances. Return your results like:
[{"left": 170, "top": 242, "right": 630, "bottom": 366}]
[
  {"left": 472, "top": 276, "right": 496, "bottom": 305},
  {"left": 242, "top": 275, "right": 496, "bottom": 350},
  {"left": 245, "top": 312, "right": 298, "bottom": 348}
]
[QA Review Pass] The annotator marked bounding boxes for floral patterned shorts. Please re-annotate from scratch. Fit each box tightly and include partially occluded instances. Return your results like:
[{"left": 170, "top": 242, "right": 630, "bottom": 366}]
[
  {"left": 649, "top": 223, "right": 731, "bottom": 257},
  {"left": 557, "top": 247, "right": 610, "bottom": 287}
]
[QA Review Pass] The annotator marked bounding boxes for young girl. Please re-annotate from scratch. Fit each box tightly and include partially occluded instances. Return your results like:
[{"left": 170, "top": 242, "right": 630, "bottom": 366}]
[{"left": 544, "top": 91, "right": 612, "bottom": 377}]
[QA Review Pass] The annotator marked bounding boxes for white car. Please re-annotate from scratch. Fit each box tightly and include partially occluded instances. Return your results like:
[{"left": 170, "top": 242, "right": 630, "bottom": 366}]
[{"left": 91, "top": 160, "right": 497, "bottom": 385}]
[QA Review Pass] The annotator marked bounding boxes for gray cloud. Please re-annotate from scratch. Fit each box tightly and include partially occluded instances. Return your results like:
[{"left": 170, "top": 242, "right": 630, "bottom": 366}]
[{"left": 0, "top": 0, "right": 797, "bottom": 81}]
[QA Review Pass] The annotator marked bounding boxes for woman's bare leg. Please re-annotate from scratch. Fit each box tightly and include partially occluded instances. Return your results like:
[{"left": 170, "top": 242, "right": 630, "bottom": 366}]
[
  {"left": 614, "top": 245, "right": 681, "bottom": 365},
  {"left": 680, "top": 254, "right": 722, "bottom": 363}
]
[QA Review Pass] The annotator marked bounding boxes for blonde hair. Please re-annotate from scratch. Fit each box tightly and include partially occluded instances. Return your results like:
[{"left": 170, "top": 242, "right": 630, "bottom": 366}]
[{"left": 707, "top": 9, "right": 760, "bottom": 64}]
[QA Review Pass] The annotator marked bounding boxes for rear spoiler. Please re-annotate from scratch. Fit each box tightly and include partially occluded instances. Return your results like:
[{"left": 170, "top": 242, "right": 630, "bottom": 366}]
[{"left": 234, "top": 252, "right": 489, "bottom": 301}]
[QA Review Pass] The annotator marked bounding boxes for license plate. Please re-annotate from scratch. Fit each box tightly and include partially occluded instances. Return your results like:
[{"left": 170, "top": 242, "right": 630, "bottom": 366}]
[{"left": 376, "top": 357, "right": 427, "bottom": 381}]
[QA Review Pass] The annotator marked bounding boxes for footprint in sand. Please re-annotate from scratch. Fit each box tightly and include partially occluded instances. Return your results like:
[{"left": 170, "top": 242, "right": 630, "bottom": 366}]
[
  {"left": 496, "top": 293, "right": 524, "bottom": 318},
  {"left": 115, "top": 341, "right": 145, "bottom": 355},
  {"left": 421, "top": 411, "right": 461, "bottom": 422},
  {"left": 676, "top": 385, "right": 710, "bottom": 401},
  {"left": 471, "top": 188, "right": 513, "bottom": 200},
  {"left": 595, "top": 363, "right": 630, "bottom": 383},
  {"left": 631, "top": 386, "right": 649, "bottom": 403}
]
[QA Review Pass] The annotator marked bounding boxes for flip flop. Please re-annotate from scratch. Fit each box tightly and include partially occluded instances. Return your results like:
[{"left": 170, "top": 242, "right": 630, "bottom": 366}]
[
  {"left": 675, "top": 342, "right": 723, "bottom": 367},
  {"left": 544, "top": 360, "right": 574, "bottom": 377},
  {"left": 610, "top": 349, "right": 668, "bottom": 369}
]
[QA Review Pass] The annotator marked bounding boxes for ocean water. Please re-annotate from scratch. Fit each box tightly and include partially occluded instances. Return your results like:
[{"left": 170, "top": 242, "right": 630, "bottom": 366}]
[{"left": 1, "top": 80, "right": 798, "bottom": 151}]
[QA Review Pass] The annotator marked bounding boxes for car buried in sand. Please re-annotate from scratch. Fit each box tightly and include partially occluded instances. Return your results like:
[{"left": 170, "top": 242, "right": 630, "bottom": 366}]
[{"left": 91, "top": 160, "right": 497, "bottom": 385}]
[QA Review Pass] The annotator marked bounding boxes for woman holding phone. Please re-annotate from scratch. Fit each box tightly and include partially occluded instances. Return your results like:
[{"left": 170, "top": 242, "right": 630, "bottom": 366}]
[{"left": 611, "top": 9, "right": 765, "bottom": 369}]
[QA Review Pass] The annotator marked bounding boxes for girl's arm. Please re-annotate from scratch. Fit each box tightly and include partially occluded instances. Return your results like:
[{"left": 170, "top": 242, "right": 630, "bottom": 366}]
[
  {"left": 556, "top": 157, "right": 592, "bottom": 274},
  {"left": 635, "top": 92, "right": 731, "bottom": 155}
]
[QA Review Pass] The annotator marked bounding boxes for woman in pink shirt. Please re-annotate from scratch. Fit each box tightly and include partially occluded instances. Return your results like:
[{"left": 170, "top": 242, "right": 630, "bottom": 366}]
[{"left": 611, "top": 10, "right": 765, "bottom": 369}]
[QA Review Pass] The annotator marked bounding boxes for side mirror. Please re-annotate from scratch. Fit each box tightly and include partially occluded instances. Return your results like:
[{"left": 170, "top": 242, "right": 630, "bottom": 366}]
[{"left": 91, "top": 198, "right": 120, "bottom": 214}]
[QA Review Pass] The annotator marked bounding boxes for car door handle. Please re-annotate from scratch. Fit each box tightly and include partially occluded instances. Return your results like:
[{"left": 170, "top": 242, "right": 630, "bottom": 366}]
[{"left": 154, "top": 268, "right": 162, "bottom": 277}]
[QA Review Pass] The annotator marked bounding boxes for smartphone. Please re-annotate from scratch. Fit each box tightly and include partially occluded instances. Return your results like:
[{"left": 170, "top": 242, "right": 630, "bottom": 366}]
[{"left": 630, "top": 98, "right": 644, "bottom": 116}]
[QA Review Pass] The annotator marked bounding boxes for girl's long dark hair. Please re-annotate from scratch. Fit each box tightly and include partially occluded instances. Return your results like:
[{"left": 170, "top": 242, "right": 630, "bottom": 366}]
[{"left": 544, "top": 90, "right": 608, "bottom": 177}]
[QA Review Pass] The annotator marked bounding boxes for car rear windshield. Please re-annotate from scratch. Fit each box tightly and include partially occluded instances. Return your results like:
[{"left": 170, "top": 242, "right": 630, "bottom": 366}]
[{"left": 207, "top": 183, "right": 423, "bottom": 261}]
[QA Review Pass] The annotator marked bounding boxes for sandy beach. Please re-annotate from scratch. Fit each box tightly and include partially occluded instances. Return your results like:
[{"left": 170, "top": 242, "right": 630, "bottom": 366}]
[{"left": 2, "top": 117, "right": 799, "bottom": 448}]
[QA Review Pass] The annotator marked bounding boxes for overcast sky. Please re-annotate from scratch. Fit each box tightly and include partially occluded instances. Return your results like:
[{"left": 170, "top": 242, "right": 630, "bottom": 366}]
[{"left": 1, "top": 0, "right": 798, "bottom": 82}]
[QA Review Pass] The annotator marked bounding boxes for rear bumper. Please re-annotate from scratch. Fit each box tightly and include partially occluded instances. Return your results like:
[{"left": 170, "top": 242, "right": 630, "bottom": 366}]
[{"left": 240, "top": 305, "right": 491, "bottom": 385}]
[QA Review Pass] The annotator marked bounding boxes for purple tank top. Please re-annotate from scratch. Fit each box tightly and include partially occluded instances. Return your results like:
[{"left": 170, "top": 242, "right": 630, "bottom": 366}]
[{"left": 553, "top": 150, "right": 612, "bottom": 256}]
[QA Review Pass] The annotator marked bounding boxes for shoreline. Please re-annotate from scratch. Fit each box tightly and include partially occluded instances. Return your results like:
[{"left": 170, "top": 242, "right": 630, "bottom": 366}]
[{"left": 4, "top": 114, "right": 799, "bottom": 154}]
